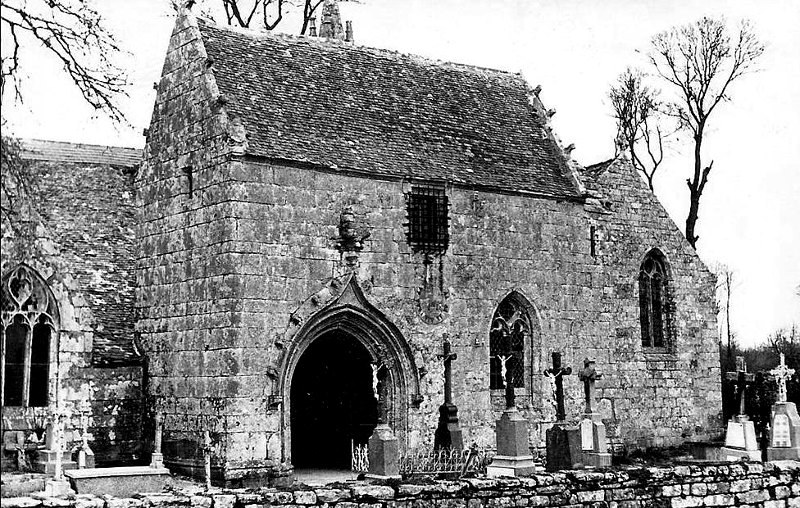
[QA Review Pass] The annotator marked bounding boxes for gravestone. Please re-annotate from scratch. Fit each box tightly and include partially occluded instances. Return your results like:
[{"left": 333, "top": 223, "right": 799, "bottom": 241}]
[
  {"left": 766, "top": 353, "right": 800, "bottom": 460},
  {"left": 34, "top": 411, "right": 77, "bottom": 476},
  {"left": 434, "top": 337, "right": 463, "bottom": 452},
  {"left": 543, "top": 352, "right": 582, "bottom": 471},
  {"left": 721, "top": 356, "right": 760, "bottom": 461},
  {"left": 487, "top": 347, "right": 536, "bottom": 477},
  {"left": 151, "top": 411, "right": 164, "bottom": 468},
  {"left": 367, "top": 363, "right": 400, "bottom": 478},
  {"left": 576, "top": 358, "right": 611, "bottom": 468},
  {"left": 77, "top": 399, "right": 95, "bottom": 469}
]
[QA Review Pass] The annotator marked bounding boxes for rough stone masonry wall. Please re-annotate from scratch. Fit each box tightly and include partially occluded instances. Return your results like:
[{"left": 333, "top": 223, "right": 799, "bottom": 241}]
[
  {"left": 136, "top": 11, "right": 251, "bottom": 479},
  {"left": 3, "top": 461, "right": 799, "bottom": 508},
  {"left": 1, "top": 160, "right": 144, "bottom": 468},
  {"left": 190, "top": 155, "right": 719, "bottom": 475}
]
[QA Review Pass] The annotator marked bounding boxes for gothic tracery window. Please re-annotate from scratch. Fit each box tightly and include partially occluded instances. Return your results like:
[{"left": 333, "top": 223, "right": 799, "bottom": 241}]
[
  {"left": 489, "top": 294, "right": 531, "bottom": 389},
  {"left": 638, "top": 251, "right": 670, "bottom": 349},
  {"left": 1, "top": 265, "right": 59, "bottom": 407}
]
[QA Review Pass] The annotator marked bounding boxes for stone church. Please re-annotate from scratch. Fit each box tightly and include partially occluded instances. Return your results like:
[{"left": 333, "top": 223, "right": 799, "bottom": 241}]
[{"left": 2, "top": 5, "right": 720, "bottom": 486}]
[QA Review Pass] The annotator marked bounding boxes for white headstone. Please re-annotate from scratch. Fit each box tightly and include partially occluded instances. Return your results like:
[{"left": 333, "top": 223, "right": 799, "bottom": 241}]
[
  {"left": 580, "top": 419, "right": 594, "bottom": 451},
  {"left": 772, "top": 414, "right": 791, "bottom": 447}
]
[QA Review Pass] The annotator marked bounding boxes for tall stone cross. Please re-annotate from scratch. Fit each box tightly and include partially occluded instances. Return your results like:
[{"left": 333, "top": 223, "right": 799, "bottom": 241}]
[
  {"left": 438, "top": 337, "right": 457, "bottom": 405},
  {"left": 434, "top": 336, "right": 463, "bottom": 451},
  {"left": 577, "top": 358, "right": 602, "bottom": 415},
  {"left": 769, "top": 353, "right": 795, "bottom": 404},
  {"left": 726, "top": 356, "right": 756, "bottom": 417},
  {"left": 543, "top": 352, "right": 572, "bottom": 422}
]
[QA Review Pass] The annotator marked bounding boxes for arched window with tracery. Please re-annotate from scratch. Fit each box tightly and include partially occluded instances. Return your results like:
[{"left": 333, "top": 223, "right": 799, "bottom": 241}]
[
  {"left": 489, "top": 293, "right": 531, "bottom": 390},
  {"left": 638, "top": 250, "right": 671, "bottom": 349},
  {"left": 1, "top": 265, "right": 59, "bottom": 407}
]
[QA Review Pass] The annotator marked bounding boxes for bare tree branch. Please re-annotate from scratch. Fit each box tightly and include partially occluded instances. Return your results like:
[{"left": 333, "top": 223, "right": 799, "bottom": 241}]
[
  {"left": 608, "top": 68, "right": 671, "bottom": 191},
  {"left": 1, "top": 0, "right": 129, "bottom": 123},
  {"left": 648, "top": 16, "right": 764, "bottom": 248}
]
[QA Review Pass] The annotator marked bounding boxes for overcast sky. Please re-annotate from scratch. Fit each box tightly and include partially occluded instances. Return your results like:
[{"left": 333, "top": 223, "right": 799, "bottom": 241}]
[{"left": 4, "top": 0, "right": 799, "bottom": 348}]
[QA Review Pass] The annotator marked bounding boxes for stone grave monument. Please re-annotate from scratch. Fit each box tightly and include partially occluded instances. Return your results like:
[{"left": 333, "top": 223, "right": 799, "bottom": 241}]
[
  {"left": 65, "top": 410, "right": 170, "bottom": 496},
  {"left": 368, "top": 363, "right": 400, "bottom": 478},
  {"left": 34, "top": 410, "right": 77, "bottom": 476},
  {"left": 721, "top": 356, "right": 761, "bottom": 461},
  {"left": 543, "top": 352, "right": 582, "bottom": 471},
  {"left": 767, "top": 353, "right": 800, "bottom": 460},
  {"left": 577, "top": 358, "right": 611, "bottom": 467},
  {"left": 76, "top": 398, "right": 95, "bottom": 469},
  {"left": 434, "top": 336, "right": 463, "bottom": 451},
  {"left": 487, "top": 342, "right": 536, "bottom": 477}
]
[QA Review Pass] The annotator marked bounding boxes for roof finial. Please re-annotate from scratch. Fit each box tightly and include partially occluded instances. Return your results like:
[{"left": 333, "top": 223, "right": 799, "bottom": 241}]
[{"left": 319, "top": 0, "right": 345, "bottom": 40}]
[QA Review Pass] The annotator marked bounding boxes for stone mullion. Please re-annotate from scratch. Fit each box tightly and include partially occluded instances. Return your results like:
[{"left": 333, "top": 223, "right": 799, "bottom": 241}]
[
  {"left": 1, "top": 326, "right": 6, "bottom": 405},
  {"left": 23, "top": 320, "right": 32, "bottom": 407}
]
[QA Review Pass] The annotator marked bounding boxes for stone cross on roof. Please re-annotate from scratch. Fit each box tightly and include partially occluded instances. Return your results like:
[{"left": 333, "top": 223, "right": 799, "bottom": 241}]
[
  {"left": 769, "top": 353, "right": 795, "bottom": 404},
  {"left": 543, "top": 352, "right": 572, "bottom": 422},
  {"left": 577, "top": 358, "right": 602, "bottom": 415},
  {"left": 726, "top": 356, "right": 756, "bottom": 417}
]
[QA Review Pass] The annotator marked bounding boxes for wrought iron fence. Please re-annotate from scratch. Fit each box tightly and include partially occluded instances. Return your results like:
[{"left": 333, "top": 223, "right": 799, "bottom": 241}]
[
  {"left": 351, "top": 441, "right": 369, "bottom": 473},
  {"left": 400, "top": 446, "right": 492, "bottom": 476},
  {"left": 351, "top": 442, "right": 493, "bottom": 477}
]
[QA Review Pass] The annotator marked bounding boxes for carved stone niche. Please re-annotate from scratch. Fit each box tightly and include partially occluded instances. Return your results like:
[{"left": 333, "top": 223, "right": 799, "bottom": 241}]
[{"left": 335, "top": 205, "right": 370, "bottom": 253}]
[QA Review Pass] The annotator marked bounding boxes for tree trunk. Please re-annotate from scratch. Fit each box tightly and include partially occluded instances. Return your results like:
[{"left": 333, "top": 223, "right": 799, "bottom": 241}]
[{"left": 685, "top": 132, "right": 704, "bottom": 248}]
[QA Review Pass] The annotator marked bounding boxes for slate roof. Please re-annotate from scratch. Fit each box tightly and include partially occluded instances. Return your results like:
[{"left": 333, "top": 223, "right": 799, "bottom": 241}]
[
  {"left": 18, "top": 139, "right": 142, "bottom": 366},
  {"left": 21, "top": 139, "right": 142, "bottom": 168},
  {"left": 197, "top": 20, "right": 582, "bottom": 199},
  {"left": 579, "top": 158, "right": 615, "bottom": 194}
]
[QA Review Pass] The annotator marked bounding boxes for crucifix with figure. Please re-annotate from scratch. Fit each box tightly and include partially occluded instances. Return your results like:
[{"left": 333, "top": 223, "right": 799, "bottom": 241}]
[
  {"left": 721, "top": 356, "right": 761, "bottom": 460},
  {"left": 368, "top": 360, "right": 400, "bottom": 477},
  {"left": 726, "top": 356, "right": 755, "bottom": 418},
  {"left": 434, "top": 335, "right": 463, "bottom": 451},
  {"left": 544, "top": 352, "right": 572, "bottom": 422}
]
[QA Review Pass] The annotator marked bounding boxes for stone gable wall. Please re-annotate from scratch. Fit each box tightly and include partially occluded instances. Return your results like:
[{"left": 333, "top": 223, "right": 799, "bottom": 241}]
[{"left": 136, "top": 11, "right": 253, "bottom": 480}]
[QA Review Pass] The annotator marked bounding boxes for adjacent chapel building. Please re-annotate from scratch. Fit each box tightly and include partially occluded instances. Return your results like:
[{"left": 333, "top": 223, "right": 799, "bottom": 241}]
[{"left": 2, "top": 5, "right": 720, "bottom": 487}]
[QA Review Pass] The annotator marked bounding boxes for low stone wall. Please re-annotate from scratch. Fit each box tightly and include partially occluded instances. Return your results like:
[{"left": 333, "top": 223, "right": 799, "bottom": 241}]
[{"left": 3, "top": 461, "right": 799, "bottom": 508}]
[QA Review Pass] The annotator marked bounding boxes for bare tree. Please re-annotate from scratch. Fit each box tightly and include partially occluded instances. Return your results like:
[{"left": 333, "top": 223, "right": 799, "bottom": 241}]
[
  {"left": 768, "top": 324, "right": 799, "bottom": 367},
  {"left": 608, "top": 68, "right": 669, "bottom": 191},
  {"left": 211, "top": 0, "right": 327, "bottom": 34},
  {"left": 649, "top": 17, "right": 764, "bottom": 248},
  {"left": 1, "top": 0, "right": 128, "bottom": 228},
  {"left": 712, "top": 262, "right": 736, "bottom": 360}
]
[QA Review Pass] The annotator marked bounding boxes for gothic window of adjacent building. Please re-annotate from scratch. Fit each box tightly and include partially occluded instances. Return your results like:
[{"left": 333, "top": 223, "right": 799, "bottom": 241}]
[
  {"left": 1, "top": 265, "right": 59, "bottom": 407},
  {"left": 405, "top": 186, "right": 449, "bottom": 254},
  {"left": 638, "top": 250, "right": 671, "bottom": 349},
  {"left": 489, "top": 293, "right": 531, "bottom": 389}
]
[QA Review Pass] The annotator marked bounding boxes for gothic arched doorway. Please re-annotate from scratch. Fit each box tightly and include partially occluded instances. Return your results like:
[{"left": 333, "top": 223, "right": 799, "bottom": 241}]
[
  {"left": 290, "top": 331, "right": 378, "bottom": 469},
  {"left": 275, "top": 274, "right": 422, "bottom": 469}
]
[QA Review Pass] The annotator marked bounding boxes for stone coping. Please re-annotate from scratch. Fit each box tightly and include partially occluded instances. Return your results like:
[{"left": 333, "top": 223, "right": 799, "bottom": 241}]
[
  {"left": 64, "top": 467, "right": 170, "bottom": 479},
  {"left": 2, "top": 460, "right": 798, "bottom": 507}
]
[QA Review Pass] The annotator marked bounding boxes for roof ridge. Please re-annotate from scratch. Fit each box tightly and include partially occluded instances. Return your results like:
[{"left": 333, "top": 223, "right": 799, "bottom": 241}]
[
  {"left": 21, "top": 138, "right": 142, "bottom": 152},
  {"left": 196, "top": 16, "right": 524, "bottom": 79}
]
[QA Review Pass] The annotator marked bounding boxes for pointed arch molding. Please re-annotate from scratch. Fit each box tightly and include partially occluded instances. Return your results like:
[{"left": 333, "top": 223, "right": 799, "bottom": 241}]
[
  {"left": 271, "top": 273, "right": 422, "bottom": 458},
  {"left": 1, "top": 263, "right": 61, "bottom": 331}
]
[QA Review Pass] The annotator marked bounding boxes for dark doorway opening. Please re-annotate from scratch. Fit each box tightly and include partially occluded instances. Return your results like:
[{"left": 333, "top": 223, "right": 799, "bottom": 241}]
[{"left": 290, "top": 332, "right": 378, "bottom": 469}]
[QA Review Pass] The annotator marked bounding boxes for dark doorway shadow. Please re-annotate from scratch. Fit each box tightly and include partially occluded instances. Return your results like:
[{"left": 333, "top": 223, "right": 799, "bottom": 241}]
[{"left": 290, "top": 332, "right": 378, "bottom": 469}]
